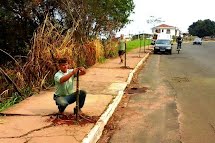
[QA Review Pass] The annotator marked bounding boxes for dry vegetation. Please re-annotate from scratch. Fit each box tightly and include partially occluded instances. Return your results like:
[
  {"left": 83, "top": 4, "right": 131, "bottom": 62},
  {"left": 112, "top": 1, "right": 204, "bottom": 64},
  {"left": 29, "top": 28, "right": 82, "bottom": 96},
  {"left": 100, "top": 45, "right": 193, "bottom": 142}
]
[{"left": 0, "top": 16, "right": 118, "bottom": 106}]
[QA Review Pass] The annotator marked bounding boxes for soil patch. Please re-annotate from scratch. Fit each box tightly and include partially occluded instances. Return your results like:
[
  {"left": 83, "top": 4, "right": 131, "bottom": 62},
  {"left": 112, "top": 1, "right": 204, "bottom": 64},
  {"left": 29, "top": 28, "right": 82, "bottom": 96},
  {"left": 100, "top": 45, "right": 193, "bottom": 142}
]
[
  {"left": 120, "top": 66, "right": 133, "bottom": 69},
  {"left": 46, "top": 113, "right": 99, "bottom": 126},
  {"left": 126, "top": 86, "right": 148, "bottom": 94}
]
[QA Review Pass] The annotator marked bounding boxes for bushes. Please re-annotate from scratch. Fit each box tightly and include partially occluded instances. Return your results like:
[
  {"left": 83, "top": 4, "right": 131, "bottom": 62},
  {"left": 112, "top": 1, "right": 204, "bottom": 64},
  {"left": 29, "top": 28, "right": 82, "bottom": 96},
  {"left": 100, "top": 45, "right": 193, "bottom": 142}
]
[
  {"left": 103, "top": 38, "right": 118, "bottom": 58},
  {"left": 0, "top": 17, "right": 114, "bottom": 108}
]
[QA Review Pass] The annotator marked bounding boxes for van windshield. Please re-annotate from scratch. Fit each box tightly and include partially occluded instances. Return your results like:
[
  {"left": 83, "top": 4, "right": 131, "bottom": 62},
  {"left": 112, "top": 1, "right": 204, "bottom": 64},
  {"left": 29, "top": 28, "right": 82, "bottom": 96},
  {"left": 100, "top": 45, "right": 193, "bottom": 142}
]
[{"left": 155, "top": 40, "right": 170, "bottom": 45}]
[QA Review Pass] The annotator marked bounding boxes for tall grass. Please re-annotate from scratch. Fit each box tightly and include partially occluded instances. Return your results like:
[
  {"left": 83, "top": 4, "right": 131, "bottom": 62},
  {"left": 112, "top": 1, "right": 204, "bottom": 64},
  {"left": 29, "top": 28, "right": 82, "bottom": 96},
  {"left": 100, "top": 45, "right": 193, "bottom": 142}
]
[
  {"left": 0, "top": 16, "right": 152, "bottom": 112},
  {"left": 0, "top": 16, "right": 105, "bottom": 111}
]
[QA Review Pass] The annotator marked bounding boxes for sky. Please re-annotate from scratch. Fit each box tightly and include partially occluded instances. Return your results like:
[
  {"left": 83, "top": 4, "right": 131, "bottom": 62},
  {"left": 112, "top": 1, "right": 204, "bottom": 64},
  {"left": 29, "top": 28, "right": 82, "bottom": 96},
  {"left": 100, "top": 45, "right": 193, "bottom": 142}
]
[{"left": 117, "top": 0, "right": 215, "bottom": 36}]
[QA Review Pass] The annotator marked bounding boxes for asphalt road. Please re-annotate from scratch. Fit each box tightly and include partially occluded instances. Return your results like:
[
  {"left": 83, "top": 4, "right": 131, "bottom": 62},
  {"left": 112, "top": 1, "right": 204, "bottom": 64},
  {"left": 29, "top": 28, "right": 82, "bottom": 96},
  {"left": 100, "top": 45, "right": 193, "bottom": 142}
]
[{"left": 108, "top": 42, "right": 215, "bottom": 143}]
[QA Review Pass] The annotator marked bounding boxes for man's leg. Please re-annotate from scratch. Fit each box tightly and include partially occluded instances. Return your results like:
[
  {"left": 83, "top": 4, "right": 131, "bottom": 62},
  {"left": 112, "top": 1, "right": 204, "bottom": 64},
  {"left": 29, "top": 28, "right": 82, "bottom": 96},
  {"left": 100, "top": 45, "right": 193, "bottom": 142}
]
[
  {"left": 58, "top": 106, "right": 66, "bottom": 113},
  {"left": 79, "top": 90, "right": 86, "bottom": 109},
  {"left": 54, "top": 96, "right": 69, "bottom": 113},
  {"left": 120, "top": 51, "right": 125, "bottom": 63},
  {"left": 118, "top": 50, "right": 123, "bottom": 63},
  {"left": 65, "top": 90, "right": 87, "bottom": 110},
  {"left": 120, "top": 55, "right": 123, "bottom": 63},
  {"left": 179, "top": 42, "right": 182, "bottom": 49}
]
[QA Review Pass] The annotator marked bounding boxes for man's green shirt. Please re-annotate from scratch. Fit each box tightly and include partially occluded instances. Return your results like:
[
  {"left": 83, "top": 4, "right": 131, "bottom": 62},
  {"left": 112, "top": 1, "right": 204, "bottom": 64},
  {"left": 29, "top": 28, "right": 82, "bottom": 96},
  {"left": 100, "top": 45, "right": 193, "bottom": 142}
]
[
  {"left": 118, "top": 39, "right": 126, "bottom": 51},
  {"left": 54, "top": 69, "right": 74, "bottom": 96}
]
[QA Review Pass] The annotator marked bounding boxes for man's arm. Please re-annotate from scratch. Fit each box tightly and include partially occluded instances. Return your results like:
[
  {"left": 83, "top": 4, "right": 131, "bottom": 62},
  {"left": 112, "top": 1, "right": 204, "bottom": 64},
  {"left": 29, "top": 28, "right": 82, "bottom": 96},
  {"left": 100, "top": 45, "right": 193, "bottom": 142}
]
[
  {"left": 78, "top": 67, "right": 86, "bottom": 76},
  {"left": 59, "top": 68, "right": 79, "bottom": 83}
]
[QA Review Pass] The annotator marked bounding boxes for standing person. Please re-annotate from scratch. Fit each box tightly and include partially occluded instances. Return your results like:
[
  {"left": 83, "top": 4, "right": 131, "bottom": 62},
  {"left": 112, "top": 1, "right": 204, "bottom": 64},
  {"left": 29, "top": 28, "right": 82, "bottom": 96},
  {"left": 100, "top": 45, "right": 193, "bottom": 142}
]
[
  {"left": 118, "top": 34, "right": 126, "bottom": 63},
  {"left": 176, "top": 35, "right": 183, "bottom": 50},
  {"left": 53, "top": 58, "right": 86, "bottom": 114}
]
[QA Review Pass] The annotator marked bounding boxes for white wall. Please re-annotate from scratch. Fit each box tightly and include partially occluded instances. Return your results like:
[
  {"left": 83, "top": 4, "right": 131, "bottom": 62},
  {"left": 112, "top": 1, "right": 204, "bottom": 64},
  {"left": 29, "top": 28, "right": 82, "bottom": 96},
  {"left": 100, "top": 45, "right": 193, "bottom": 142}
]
[{"left": 152, "top": 28, "right": 180, "bottom": 37}]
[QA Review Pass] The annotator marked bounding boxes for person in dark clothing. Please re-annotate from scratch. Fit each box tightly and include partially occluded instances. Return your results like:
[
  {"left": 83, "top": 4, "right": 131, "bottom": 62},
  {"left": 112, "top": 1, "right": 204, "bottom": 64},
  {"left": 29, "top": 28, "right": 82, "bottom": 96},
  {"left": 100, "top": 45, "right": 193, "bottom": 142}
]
[{"left": 176, "top": 35, "right": 183, "bottom": 50}]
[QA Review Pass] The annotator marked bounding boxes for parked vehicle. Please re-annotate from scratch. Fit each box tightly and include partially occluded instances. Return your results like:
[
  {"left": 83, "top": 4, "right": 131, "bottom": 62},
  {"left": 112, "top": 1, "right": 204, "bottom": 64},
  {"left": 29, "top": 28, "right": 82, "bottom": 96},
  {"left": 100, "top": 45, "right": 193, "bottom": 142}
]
[
  {"left": 152, "top": 39, "right": 172, "bottom": 54},
  {"left": 151, "top": 33, "right": 172, "bottom": 45},
  {"left": 193, "top": 37, "right": 202, "bottom": 45}
]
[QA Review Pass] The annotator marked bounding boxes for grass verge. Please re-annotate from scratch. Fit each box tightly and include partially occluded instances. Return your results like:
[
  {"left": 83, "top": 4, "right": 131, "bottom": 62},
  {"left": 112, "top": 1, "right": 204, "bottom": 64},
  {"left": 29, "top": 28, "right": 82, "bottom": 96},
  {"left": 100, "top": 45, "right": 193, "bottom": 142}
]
[{"left": 126, "top": 39, "right": 151, "bottom": 51}]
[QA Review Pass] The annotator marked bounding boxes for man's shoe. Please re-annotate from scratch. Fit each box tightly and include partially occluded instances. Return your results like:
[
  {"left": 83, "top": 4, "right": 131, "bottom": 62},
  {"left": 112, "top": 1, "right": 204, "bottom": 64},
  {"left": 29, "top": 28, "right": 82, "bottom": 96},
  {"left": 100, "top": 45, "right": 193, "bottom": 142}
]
[{"left": 57, "top": 112, "right": 66, "bottom": 119}]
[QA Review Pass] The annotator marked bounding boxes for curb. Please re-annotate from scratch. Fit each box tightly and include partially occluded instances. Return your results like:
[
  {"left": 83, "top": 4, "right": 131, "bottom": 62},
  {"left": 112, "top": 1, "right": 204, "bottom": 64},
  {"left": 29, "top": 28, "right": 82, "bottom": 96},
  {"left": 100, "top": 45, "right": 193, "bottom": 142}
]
[
  {"left": 127, "top": 53, "right": 150, "bottom": 84},
  {"left": 82, "top": 53, "right": 150, "bottom": 143}
]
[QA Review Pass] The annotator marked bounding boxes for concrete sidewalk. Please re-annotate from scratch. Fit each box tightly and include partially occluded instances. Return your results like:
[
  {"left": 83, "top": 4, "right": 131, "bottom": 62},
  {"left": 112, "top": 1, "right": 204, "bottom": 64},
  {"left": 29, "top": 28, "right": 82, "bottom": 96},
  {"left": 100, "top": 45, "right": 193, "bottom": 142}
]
[{"left": 0, "top": 48, "right": 151, "bottom": 143}]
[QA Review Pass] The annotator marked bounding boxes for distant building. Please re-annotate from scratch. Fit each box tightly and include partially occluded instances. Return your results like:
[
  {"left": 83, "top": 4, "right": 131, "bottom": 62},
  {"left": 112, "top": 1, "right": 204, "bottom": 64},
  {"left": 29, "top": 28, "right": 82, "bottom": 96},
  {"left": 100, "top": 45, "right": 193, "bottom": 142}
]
[{"left": 152, "top": 24, "right": 181, "bottom": 37}]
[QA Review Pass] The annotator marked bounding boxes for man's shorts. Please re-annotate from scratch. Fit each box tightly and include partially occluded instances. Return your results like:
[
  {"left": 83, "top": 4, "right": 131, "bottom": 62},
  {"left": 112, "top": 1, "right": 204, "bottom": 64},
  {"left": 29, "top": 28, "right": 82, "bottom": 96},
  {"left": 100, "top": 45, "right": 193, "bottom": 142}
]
[{"left": 118, "top": 50, "right": 125, "bottom": 56}]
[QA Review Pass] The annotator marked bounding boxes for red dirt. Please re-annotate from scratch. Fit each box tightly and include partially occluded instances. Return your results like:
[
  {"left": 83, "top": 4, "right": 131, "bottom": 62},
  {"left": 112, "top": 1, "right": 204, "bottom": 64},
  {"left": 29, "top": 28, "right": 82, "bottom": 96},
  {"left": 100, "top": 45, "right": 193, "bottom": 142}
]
[{"left": 46, "top": 113, "right": 99, "bottom": 126}]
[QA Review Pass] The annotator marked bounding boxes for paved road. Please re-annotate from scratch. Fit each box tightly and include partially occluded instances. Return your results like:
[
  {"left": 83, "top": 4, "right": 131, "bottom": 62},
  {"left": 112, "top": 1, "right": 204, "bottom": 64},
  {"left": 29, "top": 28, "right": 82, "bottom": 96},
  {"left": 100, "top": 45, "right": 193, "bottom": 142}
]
[{"left": 108, "top": 42, "right": 215, "bottom": 143}]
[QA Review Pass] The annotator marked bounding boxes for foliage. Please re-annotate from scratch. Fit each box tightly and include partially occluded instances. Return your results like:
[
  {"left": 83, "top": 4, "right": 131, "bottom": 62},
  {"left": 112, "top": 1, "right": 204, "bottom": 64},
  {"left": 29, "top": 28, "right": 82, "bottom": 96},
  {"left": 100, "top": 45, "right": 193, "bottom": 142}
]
[
  {"left": 0, "top": 0, "right": 43, "bottom": 64},
  {"left": 85, "top": 0, "right": 134, "bottom": 36},
  {"left": 0, "top": 0, "right": 135, "bottom": 64},
  {"left": 0, "top": 16, "right": 105, "bottom": 105},
  {"left": 103, "top": 38, "right": 118, "bottom": 58},
  {"left": 188, "top": 19, "right": 215, "bottom": 38},
  {"left": 0, "top": 0, "right": 135, "bottom": 110}
]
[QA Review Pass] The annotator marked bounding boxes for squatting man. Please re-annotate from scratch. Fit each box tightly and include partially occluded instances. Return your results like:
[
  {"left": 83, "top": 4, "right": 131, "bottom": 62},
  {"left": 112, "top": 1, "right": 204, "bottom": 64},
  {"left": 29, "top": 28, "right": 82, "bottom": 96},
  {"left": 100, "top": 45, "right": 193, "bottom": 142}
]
[{"left": 53, "top": 58, "right": 86, "bottom": 114}]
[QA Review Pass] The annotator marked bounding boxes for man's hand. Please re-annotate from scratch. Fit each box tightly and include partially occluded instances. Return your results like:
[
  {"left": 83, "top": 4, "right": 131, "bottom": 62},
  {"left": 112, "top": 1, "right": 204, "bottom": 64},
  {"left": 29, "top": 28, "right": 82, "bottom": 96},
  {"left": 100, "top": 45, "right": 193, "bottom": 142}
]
[
  {"left": 59, "top": 68, "right": 79, "bottom": 83},
  {"left": 78, "top": 67, "right": 85, "bottom": 71},
  {"left": 77, "top": 67, "right": 86, "bottom": 75},
  {"left": 73, "top": 68, "right": 79, "bottom": 75}
]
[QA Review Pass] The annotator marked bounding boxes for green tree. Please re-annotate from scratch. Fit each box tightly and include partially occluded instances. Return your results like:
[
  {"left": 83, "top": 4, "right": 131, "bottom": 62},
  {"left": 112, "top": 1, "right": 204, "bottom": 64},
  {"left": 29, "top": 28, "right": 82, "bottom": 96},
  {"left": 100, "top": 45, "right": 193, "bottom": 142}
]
[
  {"left": 188, "top": 19, "right": 215, "bottom": 38},
  {"left": 0, "top": 0, "right": 134, "bottom": 64},
  {"left": 0, "top": 0, "right": 57, "bottom": 64},
  {"left": 58, "top": 0, "right": 134, "bottom": 40}
]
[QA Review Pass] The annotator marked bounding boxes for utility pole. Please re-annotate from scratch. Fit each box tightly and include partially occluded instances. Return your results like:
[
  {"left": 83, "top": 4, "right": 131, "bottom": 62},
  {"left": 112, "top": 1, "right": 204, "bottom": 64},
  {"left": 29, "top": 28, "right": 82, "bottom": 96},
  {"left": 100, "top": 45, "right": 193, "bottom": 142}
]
[
  {"left": 124, "top": 42, "right": 127, "bottom": 67},
  {"left": 139, "top": 31, "right": 141, "bottom": 57},
  {"left": 143, "top": 34, "right": 146, "bottom": 53}
]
